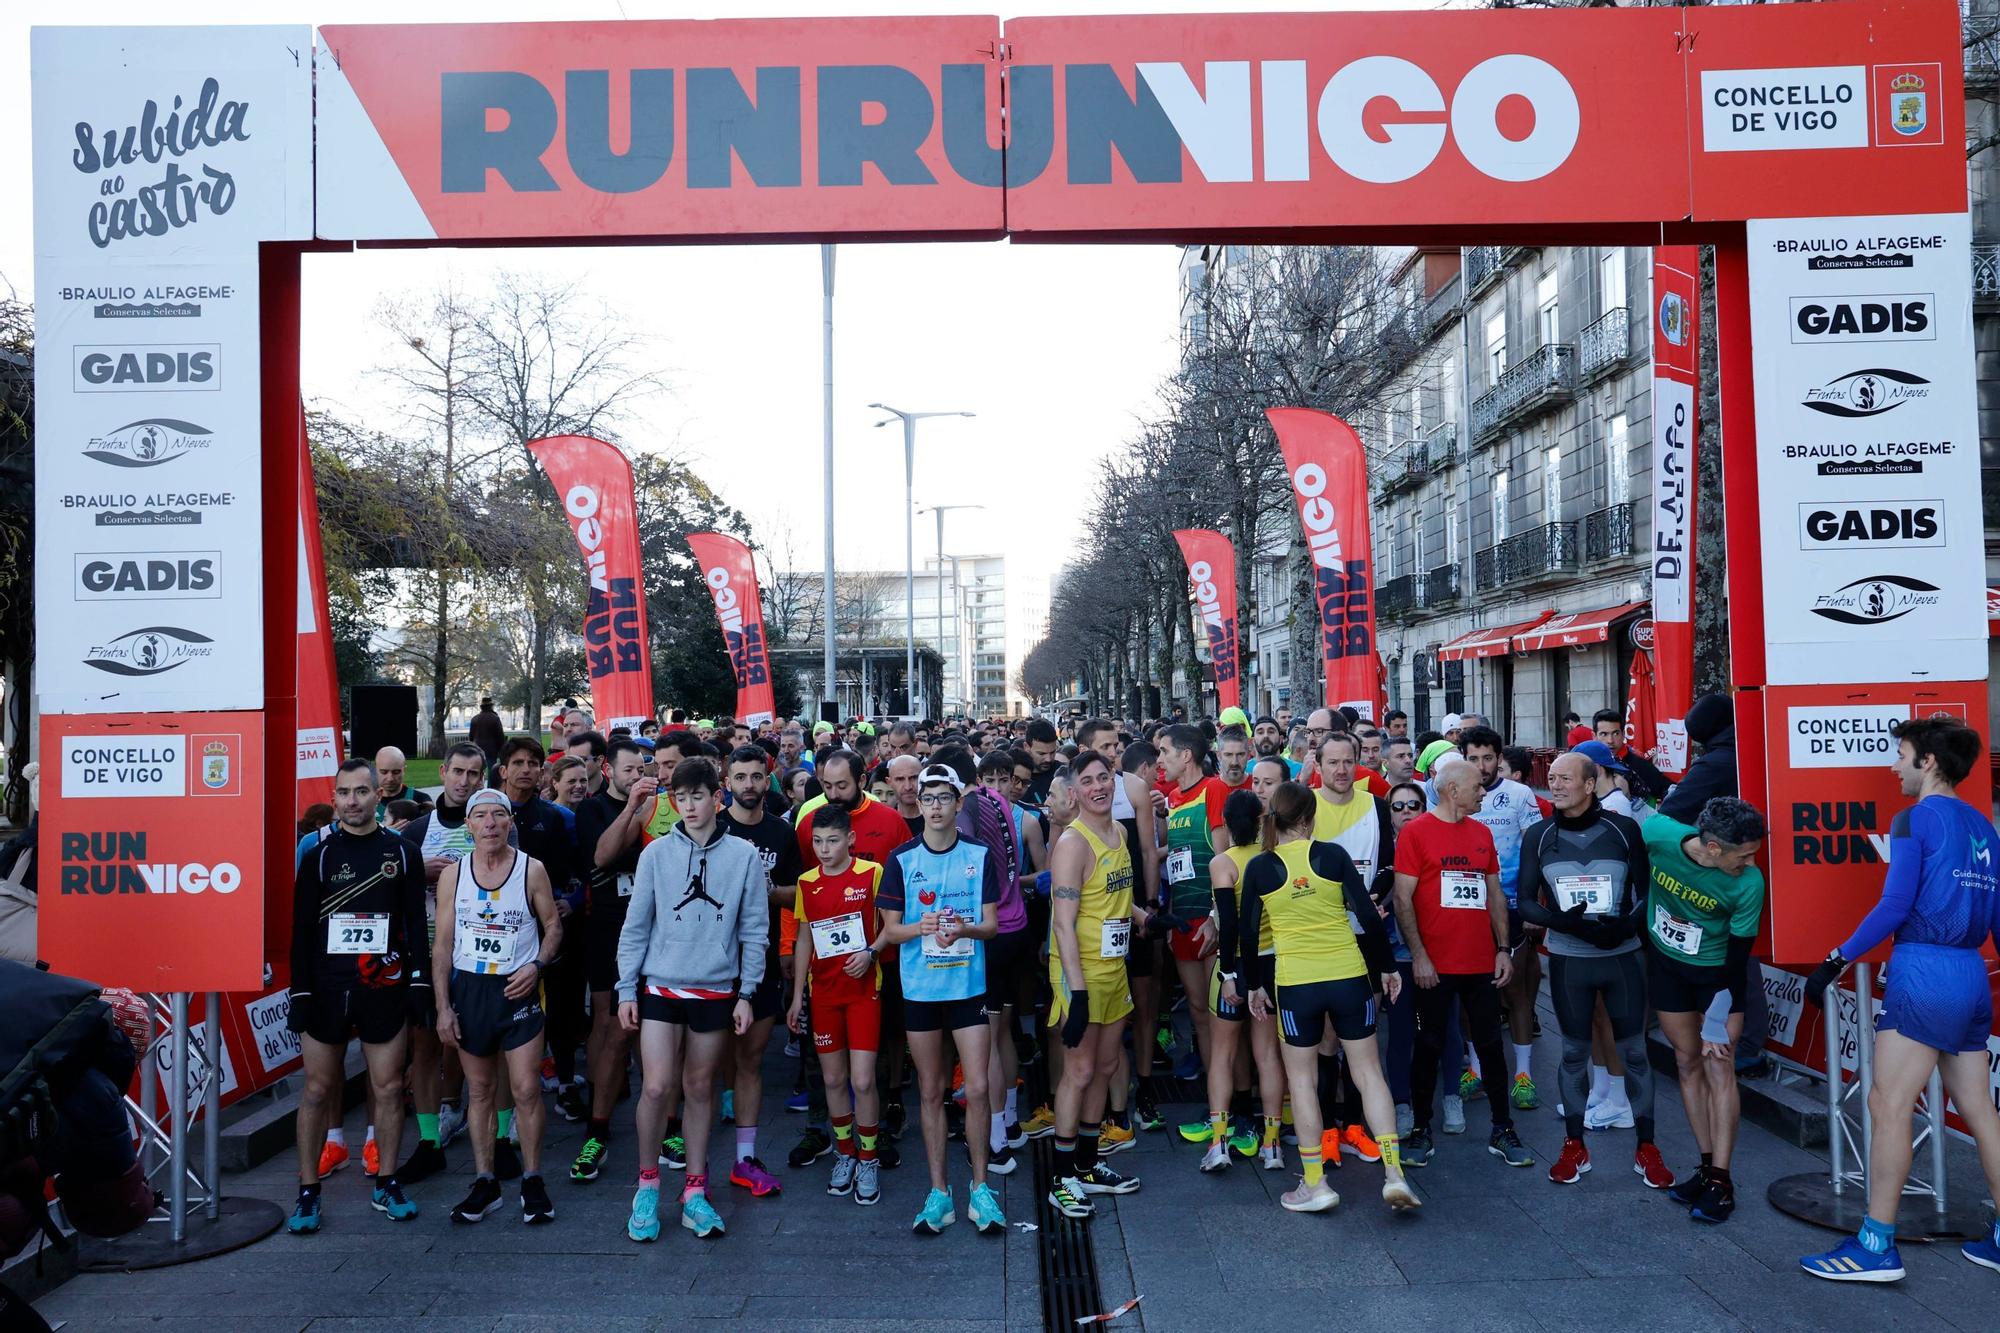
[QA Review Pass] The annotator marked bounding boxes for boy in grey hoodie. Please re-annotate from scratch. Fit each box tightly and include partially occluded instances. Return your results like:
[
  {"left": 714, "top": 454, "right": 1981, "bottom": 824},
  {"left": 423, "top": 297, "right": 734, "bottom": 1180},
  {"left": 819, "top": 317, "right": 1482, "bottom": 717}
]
[{"left": 614, "top": 757, "right": 770, "bottom": 1242}]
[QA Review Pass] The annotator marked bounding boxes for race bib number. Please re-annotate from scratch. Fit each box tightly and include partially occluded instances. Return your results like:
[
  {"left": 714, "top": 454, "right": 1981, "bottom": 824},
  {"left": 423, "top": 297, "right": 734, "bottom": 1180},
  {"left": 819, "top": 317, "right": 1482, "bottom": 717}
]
[
  {"left": 616, "top": 872, "right": 634, "bottom": 899},
  {"left": 1441, "top": 871, "right": 1487, "bottom": 911},
  {"left": 810, "top": 912, "right": 867, "bottom": 959},
  {"left": 1100, "top": 917, "right": 1131, "bottom": 959},
  {"left": 1652, "top": 906, "right": 1703, "bottom": 957},
  {"left": 1164, "top": 847, "right": 1195, "bottom": 884},
  {"left": 328, "top": 912, "right": 388, "bottom": 955},
  {"left": 1556, "top": 875, "right": 1613, "bottom": 915},
  {"left": 466, "top": 921, "right": 517, "bottom": 958},
  {"left": 922, "top": 930, "right": 975, "bottom": 960}
]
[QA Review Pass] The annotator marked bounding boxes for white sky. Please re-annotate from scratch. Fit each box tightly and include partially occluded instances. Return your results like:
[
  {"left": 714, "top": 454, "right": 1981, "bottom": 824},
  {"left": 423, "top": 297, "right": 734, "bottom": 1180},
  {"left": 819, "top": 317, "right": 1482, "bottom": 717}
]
[{"left": 4, "top": 0, "right": 1441, "bottom": 600}]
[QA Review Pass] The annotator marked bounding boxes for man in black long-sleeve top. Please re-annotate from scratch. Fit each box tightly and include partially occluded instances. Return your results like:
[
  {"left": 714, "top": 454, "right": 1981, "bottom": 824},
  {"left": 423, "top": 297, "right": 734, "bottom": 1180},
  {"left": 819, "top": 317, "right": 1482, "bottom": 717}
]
[{"left": 285, "top": 757, "right": 432, "bottom": 1235}]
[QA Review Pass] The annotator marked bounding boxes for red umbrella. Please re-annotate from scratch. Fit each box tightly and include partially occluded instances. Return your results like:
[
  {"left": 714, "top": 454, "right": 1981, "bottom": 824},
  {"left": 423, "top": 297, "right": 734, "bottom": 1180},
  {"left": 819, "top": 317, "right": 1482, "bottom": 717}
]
[{"left": 1624, "top": 647, "right": 1658, "bottom": 755}]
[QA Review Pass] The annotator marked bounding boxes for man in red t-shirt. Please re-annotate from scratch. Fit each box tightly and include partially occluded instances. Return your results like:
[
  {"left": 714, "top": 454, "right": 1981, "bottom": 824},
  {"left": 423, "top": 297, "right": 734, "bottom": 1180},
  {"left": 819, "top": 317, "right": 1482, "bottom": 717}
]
[
  {"left": 787, "top": 804, "right": 885, "bottom": 1205},
  {"left": 1392, "top": 755, "right": 1531, "bottom": 1168}
]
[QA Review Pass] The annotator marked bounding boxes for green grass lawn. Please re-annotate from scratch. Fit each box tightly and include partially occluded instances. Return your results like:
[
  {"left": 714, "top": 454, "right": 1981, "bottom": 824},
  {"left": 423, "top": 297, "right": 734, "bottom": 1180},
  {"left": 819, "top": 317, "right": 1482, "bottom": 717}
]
[{"left": 405, "top": 757, "right": 442, "bottom": 790}]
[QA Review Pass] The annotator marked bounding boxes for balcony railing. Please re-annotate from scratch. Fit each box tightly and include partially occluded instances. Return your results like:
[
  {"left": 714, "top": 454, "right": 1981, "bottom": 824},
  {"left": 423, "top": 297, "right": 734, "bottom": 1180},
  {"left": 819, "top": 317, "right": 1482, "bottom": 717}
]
[
  {"left": 1473, "top": 544, "right": 1501, "bottom": 591},
  {"left": 1499, "top": 521, "right": 1581, "bottom": 584},
  {"left": 1976, "top": 244, "right": 2000, "bottom": 303},
  {"left": 1471, "top": 343, "right": 1579, "bottom": 442},
  {"left": 1422, "top": 274, "right": 1463, "bottom": 337},
  {"left": 1464, "top": 245, "right": 1520, "bottom": 294},
  {"left": 1424, "top": 562, "right": 1463, "bottom": 605},
  {"left": 1969, "top": 14, "right": 2000, "bottom": 89},
  {"left": 1578, "top": 307, "right": 1631, "bottom": 379},
  {"left": 1583, "top": 503, "right": 1637, "bottom": 562},
  {"left": 1378, "top": 573, "right": 1419, "bottom": 619}
]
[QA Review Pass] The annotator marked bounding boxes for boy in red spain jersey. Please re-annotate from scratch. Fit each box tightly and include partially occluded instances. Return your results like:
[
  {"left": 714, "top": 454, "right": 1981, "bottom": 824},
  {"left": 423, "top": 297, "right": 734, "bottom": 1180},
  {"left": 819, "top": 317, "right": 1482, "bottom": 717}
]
[{"left": 786, "top": 806, "right": 886, "bottom": 1207}]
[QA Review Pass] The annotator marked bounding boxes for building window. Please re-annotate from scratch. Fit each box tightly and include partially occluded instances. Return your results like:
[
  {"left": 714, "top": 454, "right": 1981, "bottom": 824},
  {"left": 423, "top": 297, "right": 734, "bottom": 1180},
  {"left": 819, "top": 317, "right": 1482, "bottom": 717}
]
[
  {"left": 1445, "top": 498, "right": 1460, "bottom": 566},
  {"left": 1600, "top": 248, "right": 1626, "bottom": 316},
  {"left": 1544, "top": 445, "right": 1561, "bottom": 526},
  {"left": 1484, "top": 306, "right": 1507, "bottom": 384},
  {"left": 1277, "top": 648, "right": 1291, "bottom": 678},
  {"left": 1492, "top": 469, "right": 1511, "bottom": 542},
  {"left": 1409, "top": 505, "right": 1424, "bottom": 573},
  {"left": 1606, "top": 412, "right": 1630, "bottom": 504},
  {"left": 1537, "top": 270, "right": 1559, "bottom": 347}
]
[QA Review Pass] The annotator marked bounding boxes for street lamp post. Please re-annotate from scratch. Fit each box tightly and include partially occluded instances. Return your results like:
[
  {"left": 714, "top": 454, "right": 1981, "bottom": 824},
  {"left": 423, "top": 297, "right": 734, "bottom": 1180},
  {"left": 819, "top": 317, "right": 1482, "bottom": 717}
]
[
  {"left": 919, "top": 503, "right": 983, "bottom": 715},
  {"left": 870, "top": 404, "right": 973, "bottom": 719}
]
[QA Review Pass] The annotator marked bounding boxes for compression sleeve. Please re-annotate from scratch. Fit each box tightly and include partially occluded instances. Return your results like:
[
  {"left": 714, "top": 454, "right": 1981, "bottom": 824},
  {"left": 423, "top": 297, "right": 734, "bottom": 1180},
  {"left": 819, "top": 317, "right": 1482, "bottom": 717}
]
[
  {"left": 1237, "top": 854, "right": 1280, "bottom": 995},
  {"left": 1371, "top": 800, "right": 1398, "bottom": 903},
  {"left": 1212, "top": 871, "right": 1242, "bottom": 978},
  {"left": 399, "top": 840, "right": 430, "bottom": 989},
  {"left": 291, "top": 844, "right": 320, "bottom": 996},
  {"left": 1723, "top": 932, "right": 1754, "bottom": 1004},
  {"left": 1839, "top": 806, "right": 1924, "bottom": 960}
]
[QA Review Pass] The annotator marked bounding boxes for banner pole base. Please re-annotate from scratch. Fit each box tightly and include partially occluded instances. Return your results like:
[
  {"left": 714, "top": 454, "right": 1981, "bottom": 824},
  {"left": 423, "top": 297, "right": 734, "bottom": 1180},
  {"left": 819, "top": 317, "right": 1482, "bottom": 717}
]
[{"left": 1765, "top": 1174, "right": 1990, "bottom": 1241}]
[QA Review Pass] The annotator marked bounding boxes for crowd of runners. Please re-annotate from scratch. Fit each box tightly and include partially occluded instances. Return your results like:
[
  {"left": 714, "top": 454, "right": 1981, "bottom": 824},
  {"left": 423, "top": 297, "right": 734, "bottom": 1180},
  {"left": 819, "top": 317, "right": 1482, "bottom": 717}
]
[{"left": 284, "top": 703, "right": 2000, "bottom": 1283}]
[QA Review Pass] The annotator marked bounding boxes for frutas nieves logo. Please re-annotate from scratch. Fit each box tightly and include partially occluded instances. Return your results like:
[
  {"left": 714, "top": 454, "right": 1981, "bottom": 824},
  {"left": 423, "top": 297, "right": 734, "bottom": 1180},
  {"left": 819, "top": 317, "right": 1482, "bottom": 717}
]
[
  {"left": 82, "top": 625, "right": 215, "bottom": 675},
  {"left": 1808, "top": 573, "right": 1942, "bottom": 625},
  {"left": 1801, "top": 368, "right": 1929, "bottom": 418},
  {"left": 83, "top": 418, "right": 213, "bottom": 467}
]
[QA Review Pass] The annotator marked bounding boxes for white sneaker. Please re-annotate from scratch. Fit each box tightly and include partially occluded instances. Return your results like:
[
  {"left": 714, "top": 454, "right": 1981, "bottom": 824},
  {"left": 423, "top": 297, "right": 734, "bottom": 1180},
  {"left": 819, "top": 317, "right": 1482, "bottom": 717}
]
[
  {"left": 1395, "top": 1103, "right": 1414, "bottom": 1136},
  {"left": 1584, "top": 1100, "right": 1635, "bottom": 1131},
  {"left": 1259, "top": 1144, "right": 1285, "bottom": 1172},
  {"left": 1441, "top": 1095, "right": 1466, "bottom": 1135},
  {"left": 437, "top": 1102, "right": 467, "bottom": 1148},
  {"left": 1199, "top": 1141, "right": 1231, "bottom": 1173}
]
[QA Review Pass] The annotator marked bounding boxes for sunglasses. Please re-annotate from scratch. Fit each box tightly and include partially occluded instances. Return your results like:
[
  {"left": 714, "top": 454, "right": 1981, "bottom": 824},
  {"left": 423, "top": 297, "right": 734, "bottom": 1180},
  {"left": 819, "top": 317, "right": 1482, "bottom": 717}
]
[{"left": 1389, "top": 800, "right": 1424, "bottom": 812}]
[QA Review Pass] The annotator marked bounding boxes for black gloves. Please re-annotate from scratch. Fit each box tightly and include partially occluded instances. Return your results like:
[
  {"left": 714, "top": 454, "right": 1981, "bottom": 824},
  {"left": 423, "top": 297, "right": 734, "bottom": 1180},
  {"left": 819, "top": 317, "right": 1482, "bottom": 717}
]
[
  {"left": 1804, "top": 951, "right": 1848, "bottom": 1009},
  {"left": 407, "top": 981, "right": 437, "bottom": 1030},
  {"left": 1061, "top": 990, "right": 1091, "bottom": 1048},
  {"left": 286, "top": 991, "right": 314, "bottom": 1035}
]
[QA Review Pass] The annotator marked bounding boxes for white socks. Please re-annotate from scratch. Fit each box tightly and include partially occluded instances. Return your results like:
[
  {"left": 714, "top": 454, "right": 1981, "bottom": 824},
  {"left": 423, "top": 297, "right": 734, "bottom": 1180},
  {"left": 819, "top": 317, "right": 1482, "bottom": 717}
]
[
  {"left": 990, "top": 1112, "right": 1008, "bottom": 1152},
  {"left": 325, "top": 1127, "right": 346, "bottom": 1147},
  {"left": 1513, "top": 1043, "right": 1535, "bottom": 1081},
  {"left": 1589, "top": 1064, "right": 1613, "bottom": 1103}
]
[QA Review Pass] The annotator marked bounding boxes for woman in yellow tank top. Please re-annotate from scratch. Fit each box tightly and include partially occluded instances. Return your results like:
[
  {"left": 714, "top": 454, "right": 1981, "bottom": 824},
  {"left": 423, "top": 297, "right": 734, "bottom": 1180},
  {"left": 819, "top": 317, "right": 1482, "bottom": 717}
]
[
  {"left": 1199, "top": 788, "right": 1290, "bottom": 1174},
  {"left": 1238, "top": 781, "right": 1417, "bottom": 1216}
]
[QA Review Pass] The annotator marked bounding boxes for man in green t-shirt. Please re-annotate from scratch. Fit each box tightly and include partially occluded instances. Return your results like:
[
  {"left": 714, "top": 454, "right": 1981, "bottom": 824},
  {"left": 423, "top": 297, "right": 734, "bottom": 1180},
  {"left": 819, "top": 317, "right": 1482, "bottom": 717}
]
[{"left": 1641, "top": 797, "right": 1767, "bottom": 1226}]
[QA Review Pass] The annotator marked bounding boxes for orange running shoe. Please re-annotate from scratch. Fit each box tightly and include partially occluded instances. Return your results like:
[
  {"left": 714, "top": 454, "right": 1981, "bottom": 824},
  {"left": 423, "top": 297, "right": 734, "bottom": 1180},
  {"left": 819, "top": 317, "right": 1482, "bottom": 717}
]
[
  {"left": 362, "top": 1138, "right": 381, "bottom": 1177},
  {"left": 1340, "top": 1123, "right": 1382, "bottom": 1163},
  {"left": 1316, "top": 1129, "right": 1346, "bottom": 1169},
  {"left": 317, "top": 1138, "right": 350, "bottom": 1177}
]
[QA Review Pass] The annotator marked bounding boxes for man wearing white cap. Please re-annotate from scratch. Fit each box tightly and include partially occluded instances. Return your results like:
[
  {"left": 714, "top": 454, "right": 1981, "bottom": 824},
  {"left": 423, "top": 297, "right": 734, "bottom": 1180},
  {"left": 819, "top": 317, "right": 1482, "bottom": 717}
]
[{"left": 1442, "top": 713, "right": 1465, "bottom": 743}]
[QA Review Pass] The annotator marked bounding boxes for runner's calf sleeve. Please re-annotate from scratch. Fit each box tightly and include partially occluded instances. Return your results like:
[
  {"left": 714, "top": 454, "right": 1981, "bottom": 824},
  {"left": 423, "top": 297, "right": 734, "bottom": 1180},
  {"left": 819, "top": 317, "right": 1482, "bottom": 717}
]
[
  {"left": 1616, "top": 1033, "right": 1656, "bottom": 1123},
  {"left": 1558, "top": 1034, "right": 1592, "bottom": 1139}
]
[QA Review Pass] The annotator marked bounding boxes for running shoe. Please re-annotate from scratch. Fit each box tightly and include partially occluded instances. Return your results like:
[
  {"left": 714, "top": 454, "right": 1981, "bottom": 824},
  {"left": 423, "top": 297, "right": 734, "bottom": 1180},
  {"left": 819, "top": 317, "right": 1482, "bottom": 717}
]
[
  {"left": 1690, "top": 1177, "right": 1736, "bottom": 1224},
  {"left": 1441, "top": 1095, "right": 1467, "bottom": 1135},
  {"left": 1047, "top": 1177, "right": 1094, "bottom": 1219},
  {"left": 783, "top": 1035, "right": 800, "bottom": 1059},
  {"left": 660, "top": 1135, "right": 687, "bottom": 1171},
  {"left": 554, "top": 1085, "right": 587, "bottom": 1124},
  {"left": 1228, "top": 1127, "right": 1259, "bottom": 1158},
  {"left": 438, "top": 1101, "right": 467, "bottom": 1148},
  {"left": 399, "top": 1140, "right": 447, "bottom": 1183},
  {"left": 1668, "top": 1165, "right": 1710, "bottom": 1207},
  {"left": 682, "top": 1192, "right": 725, "bottom": 1238},
  {"left": 1099, "top": 1124, "right": 1136, "bottom": 1156},
  {"left": 570, "top": 1137, "right": 608, "bottom": 1182},
  {"left": 1585, "top": 1100, "right": 1636, "bottom": 1131},
  {"left": 1155, "top": 1022, "right": 1174, "bottom": 1056},
  {"left": 1006, "top": 1119, "right": 1026, "bottom": 1150},
  {"left": 1340, "top": 1124, "right": 1381, "bottom": 1163},
  {"left": 633, "top": 1189, "right": 667, "bottom": 1243},
  {"left": 539, "top": 1056, "right": 559, "bottom": 1092},
  {"left": 729, "top": 1157, "right": 782, "bottom": 1196},
  {"left": 1402, "top": 1129, "right": 1435, "bottom": 1168},
  {"left": 1173, "top": 1051, "right": 1205, "bottom": 1082},
  {"left": 827, "top": 1155, "right": 857, "bottom": 1196},
  {"left": 370, "top": 1181, "right": 419, "bottom": 1221},
  {"left": 1394, "top": 1103, "right": 1414, "bottom": 1136},
  {"left": 968, "top": 1182, "right": 1005, "bottom": 1235},
  {"left": 788, "top": 1127, "right": 833, "bottom": 1167},
  {"left": 1488, "top": 1128, "right": 1534, "bottom": 1168},
  {"left": 879, "top": 1138, "right": 902, "bottom": 1170},
  {"left": 1280, "top": 1177, "right": 1340, "bottom": 1213},
  {"left": 884, "top": 1098, "right": 908, "bottom": 1137},
  {"left": 1177, "top": 1119, "right": 1215, "bottom": 1144},
  {"left": 362, "top": 1139, "right": 381, "bottom": 1177},
  {"left": 1021, "top": 1105, "right": 1058, "bottom": 1139},
  {"left": 1548, "top": 1138, "right": 1590, "bottom": 1185},
  {"left": 1633, "top": 1143, "right": 1675, "bottom": 1190},
  {"left": 1458, "top": 1070, "right": 1484, "bottom": 1101},
  {"left": 317, "top": 1139, "right": 350, "bottom": 1177},
  {"left": 1382, "top": 1178, "right": 1421, "bottom": 1211},
  {"left": 1962, "top": 1234, "right": 2000, "bottom": 1273},
  {"left": 1802, "top": 1236, "right": 1904, "bottom": 1283},
  {"left": 494, "top": 1138, "right": 523, "bottom": 1182},
  {"left": 520, "top": 1175, "right": 555, "bottom": 1225},
  {"left": 1077, "top": 1163, "right": 1140, "bottom": 1195},
  {"left": 854, "top": 1159, "right": 881, "bottom": 1206},
  {"left": 1510, "top": 1073, "right": 1539, "bottom": 1111},
  {"left": 286, "top": 1191, "right": 321, "bottom": 1235},
  {"left": 1133, "top": 1088, "right": 1163, "bottom": 1132},
  {"left": 1258, "top": 1145, "right": 1285, "bottom": 1172},
  {"left": 912, "top": 1186, "right": 956, "bottom": 1234},
  {"left": 784, "top": 1090, "right": 810, "bottom": 1113},
  {"left": 720, "top": 1090, "right": 735, "bottom": 1123},
  {"left": 987, "top": 1144, "right": 1019, "bottom": 1176},
  {"left": 1199, "top": 1141, "right": 1230, "bottom": 1173},
  {"left": 1316, "top": 1130, "right": 1345, "bottom": 1170},
  {"left": 450, "top": 1176, "right": 505, "bottom": 1224}
]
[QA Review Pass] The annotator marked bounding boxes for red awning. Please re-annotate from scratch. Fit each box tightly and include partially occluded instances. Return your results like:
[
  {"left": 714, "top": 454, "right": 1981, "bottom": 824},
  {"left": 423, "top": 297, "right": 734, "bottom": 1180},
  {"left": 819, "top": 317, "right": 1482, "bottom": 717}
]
[
  {"left": 1988, "top": 588, "right": 2000, "bottom": 637},
  {"left": 1437, "top": 610, "right": 1555, "bottom": 662},
  {"left": 1513, "top": 601, "right": 1649, "bottom": 653}
]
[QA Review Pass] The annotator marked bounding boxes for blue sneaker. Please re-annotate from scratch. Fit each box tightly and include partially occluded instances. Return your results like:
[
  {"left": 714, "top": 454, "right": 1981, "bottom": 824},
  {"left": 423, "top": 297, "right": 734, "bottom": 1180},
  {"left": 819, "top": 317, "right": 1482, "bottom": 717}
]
[
  {"left": 1963, "top": 1234, "right": 2000, "bottom": 1273},
  {"left": 682, "top": 1191, "right": 725, "bottom": 1238},
  {"left": 1173, "top": 1051, "right": 1204, "bottom": 1081},
  {"left": 286, "top": 1191, "right": 321, "bottom": 1234},
  {"left": 911, "top": 1186, "right": 955, "bottom": 1235},
  {"left": 720, "top": 1090, "right": 735, "bottom": 1123},
  {"left": 626, "top": 1186, "right": 661, "bottom": 1242},
  {"left": 370, "top": 1181, "right": 418, "bottom": 1221},
  {"left": 968, "top": 1182, "right": 1005, "bottom": 1235},
  {"left": 785, "top": 1089, "right": 810, "bottom": 1113},
  {"left": 1802, "top": 1236, "right": 1904, "bottom": 1283}
]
